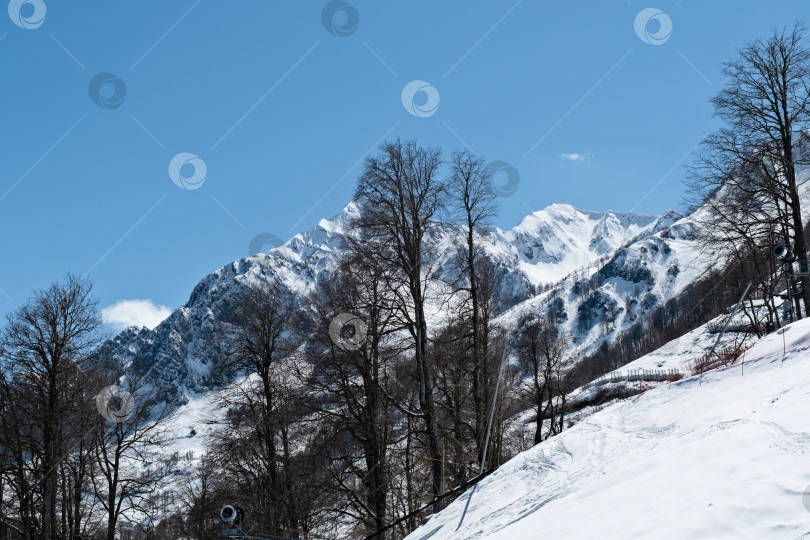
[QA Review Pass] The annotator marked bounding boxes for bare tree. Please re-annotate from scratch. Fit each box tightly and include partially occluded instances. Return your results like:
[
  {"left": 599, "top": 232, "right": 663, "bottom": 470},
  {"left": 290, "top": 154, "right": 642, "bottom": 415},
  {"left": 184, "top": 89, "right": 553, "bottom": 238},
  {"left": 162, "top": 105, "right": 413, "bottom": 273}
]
[
  {"left": 176, "top": 456, "right": 221, "bottom": 540},
  {"left": 353, "top": 139, "right": 447, "bottom": 512},
  {"left": 60, "top": 364, "right": 105, "bottom": 540},
  {"left": 432, "top": 319, "right": 477, "bottom": 488},
  {"left": 0, "top": 274, "right": 104, "bottom": 540},
  {"left": 304, "top": 254, "right": 403, "bottom": 538},
  {"left": 515, "top": 316, "right": 569, "bottom": 445},
  {"left": 90, "top": 361, "right": 172, "bottom": 540},
  {"left": 211, "top": 281, "right": 304, "bottom": 537},
  {"left": 690, "top": 24, "right": 810, "bottom": 316},
  {"left": 0, "top": 370, "right": 39, "bottom": 540},
  {"left": 474, "top": 257, "right": 503, "bottom": 462},
  {"left": 446, "top": 150, "right": 498, "bottom": 462}
]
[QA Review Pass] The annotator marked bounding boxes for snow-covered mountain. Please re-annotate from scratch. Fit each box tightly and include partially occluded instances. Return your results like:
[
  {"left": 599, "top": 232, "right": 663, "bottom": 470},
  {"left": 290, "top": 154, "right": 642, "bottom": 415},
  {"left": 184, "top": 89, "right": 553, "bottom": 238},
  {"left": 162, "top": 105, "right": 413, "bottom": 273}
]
[
  {"left": 487, "top": 203, "right": 672, "bottom": 285},
  {"left": 103, "top": 201, "right": 693, "bottom": 406},
  {"left": 496, "top": 210, "right": 704, "bottom": 357}
]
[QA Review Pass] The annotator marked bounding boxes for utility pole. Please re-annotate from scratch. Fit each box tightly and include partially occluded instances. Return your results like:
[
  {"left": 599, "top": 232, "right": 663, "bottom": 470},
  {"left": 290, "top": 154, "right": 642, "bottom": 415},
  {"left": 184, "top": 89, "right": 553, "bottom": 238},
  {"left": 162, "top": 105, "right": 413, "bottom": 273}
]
[
  {"left": 440, "top": 443, "right": 445, "bottom": 508},
  {"left": 705, "top": 281, "right": 752, "bottom": 362},
  {"left": 479, "top": 343, "right": 509, "bottom": 475}
]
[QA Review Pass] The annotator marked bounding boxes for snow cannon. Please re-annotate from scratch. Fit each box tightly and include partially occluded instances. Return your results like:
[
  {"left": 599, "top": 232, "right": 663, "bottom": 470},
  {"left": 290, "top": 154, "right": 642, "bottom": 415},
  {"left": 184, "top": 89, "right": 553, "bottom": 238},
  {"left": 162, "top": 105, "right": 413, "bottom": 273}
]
[
  {"left": 220, "top": 505, "right": 236, "bottom": 523},
  {"left": 773, "top": 244, "right": 803, "bottom": 323},
  {"left": 220, "top": 505, "right": 245, "bottom": 535},
  {"left": 773, "top": 244, "right": 797, "bottom": 263}
]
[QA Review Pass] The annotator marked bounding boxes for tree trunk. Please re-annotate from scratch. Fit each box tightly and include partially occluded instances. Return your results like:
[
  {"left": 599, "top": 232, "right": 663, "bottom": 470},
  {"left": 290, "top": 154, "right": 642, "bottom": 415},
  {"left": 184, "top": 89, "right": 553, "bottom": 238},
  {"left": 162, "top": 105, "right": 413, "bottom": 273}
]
[
  {"left": 281, "top": 427, "right": 299, "bottom": 537},
  {"left": 533, "top": 397, "right": 544, "bottom": 446},
  {"left": 414, "top": 307, "right": 443, "bottom": 513},
  {"left": 106, "top": 484, "right": 118, "bottom": 540},
  {"left": 467, "top": 219, "right": 484, "bottom": 463},
  {"left": 789, "top": 191, "right": 810, "bottom": 317},
  {"left": 43, "top": 375, "right": 58, "bottom": 540}
]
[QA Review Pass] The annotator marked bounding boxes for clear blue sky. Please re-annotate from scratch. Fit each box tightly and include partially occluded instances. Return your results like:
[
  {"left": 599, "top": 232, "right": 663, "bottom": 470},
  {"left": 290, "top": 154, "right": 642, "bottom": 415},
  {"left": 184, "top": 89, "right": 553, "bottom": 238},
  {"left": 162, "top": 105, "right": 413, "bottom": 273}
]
[{"left": 0, "top": 1, "right": 806, "bottom": 325}]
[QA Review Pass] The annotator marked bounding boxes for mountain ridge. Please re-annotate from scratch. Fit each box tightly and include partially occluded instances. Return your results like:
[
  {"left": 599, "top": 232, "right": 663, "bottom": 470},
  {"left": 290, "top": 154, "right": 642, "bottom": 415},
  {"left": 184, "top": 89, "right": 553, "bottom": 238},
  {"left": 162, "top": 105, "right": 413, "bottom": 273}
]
[{"left": 103, "top": 200, "right": 688, "bottom": 406}]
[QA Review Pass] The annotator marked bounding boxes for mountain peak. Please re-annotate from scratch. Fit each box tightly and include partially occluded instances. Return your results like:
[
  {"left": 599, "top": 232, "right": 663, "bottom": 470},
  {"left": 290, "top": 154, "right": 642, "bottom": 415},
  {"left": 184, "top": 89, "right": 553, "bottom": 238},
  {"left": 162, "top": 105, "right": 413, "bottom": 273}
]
[{"left": 315, "top": 201, "right": 360, "bottom": 235}]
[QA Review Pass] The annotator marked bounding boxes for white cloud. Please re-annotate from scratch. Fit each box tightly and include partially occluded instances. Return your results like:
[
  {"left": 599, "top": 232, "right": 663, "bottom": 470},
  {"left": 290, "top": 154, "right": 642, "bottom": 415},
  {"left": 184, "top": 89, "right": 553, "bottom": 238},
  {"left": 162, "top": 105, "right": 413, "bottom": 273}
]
[
  {"left": 560, "top": 152, "right": 593, "bottom": 163},
  {"left": 102, "top": 299, "right": 172, "bottom": 331}
]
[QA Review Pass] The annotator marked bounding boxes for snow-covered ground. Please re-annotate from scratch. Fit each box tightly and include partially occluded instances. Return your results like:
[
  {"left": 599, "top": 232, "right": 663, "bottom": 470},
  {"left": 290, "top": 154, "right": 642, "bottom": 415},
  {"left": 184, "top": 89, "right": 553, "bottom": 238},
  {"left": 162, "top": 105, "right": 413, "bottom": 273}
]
[
  {"left": 406, "top": 319, "right": 810, "bottom": 540},
  {"left": 161, "top": 388, "right": 224, "bottom": 462}
]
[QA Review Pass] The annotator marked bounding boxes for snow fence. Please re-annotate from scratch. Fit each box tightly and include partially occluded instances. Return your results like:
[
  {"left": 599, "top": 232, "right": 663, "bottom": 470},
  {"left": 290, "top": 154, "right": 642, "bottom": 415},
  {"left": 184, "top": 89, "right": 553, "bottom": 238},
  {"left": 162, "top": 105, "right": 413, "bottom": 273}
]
[{"left": 583, "top": 368, "right": 682, "bottom": 389}]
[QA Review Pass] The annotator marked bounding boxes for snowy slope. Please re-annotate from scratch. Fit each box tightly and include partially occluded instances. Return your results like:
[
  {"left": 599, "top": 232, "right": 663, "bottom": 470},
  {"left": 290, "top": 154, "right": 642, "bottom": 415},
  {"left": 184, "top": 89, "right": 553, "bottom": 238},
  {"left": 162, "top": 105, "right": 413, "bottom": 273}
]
[{"left": 405, "top": 320, "right": 810, "bottom": 540}]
